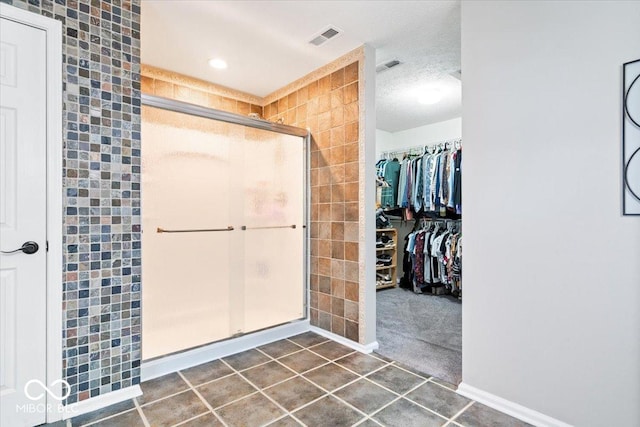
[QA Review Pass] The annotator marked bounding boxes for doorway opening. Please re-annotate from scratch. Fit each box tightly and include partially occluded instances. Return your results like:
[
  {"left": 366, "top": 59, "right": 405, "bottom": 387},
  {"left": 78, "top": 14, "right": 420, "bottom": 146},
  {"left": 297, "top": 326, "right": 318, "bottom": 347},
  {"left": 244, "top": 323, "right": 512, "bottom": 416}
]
[{"left": 372, "top": 2, "right": 462, "bottom": 385}]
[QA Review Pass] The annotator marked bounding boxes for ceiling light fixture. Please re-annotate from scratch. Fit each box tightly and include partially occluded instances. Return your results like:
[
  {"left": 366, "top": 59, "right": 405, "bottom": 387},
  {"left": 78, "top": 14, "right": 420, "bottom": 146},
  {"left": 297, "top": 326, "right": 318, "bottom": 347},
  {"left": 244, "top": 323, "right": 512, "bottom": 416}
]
[
  {"left": 208, "top": 58, "right": 228, "bottom": 69},
  {"left": 418, "top": 88, "right": 443, "bottom": 105}
]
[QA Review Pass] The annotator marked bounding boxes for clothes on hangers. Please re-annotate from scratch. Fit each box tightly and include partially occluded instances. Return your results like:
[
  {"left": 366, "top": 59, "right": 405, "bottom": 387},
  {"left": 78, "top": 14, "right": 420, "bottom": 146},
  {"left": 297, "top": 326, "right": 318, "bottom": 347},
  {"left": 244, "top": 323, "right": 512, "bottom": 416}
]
[
  {"left": 402, "top": 219, "right": 462, "bottom": 297},
  {"left": 378, "top": 142, "right": 462, "bottom": 215}
]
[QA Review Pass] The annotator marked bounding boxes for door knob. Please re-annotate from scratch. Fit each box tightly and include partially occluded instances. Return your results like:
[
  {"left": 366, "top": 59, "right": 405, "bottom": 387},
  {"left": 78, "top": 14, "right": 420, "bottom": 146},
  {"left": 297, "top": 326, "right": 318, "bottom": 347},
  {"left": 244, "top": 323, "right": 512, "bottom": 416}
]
[{"left": 0, "top": 241, "right": 39, "bottom": 255}]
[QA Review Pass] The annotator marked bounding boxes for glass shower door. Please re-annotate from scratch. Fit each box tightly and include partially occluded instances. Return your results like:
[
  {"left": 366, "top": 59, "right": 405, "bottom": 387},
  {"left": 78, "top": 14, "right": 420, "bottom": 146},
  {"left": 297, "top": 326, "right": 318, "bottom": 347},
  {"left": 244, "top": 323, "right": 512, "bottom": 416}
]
[
  {"left": 141, "top": 106, "right": 237, "bottom": 360},
  {"left": 237, "top": 127, "right": 305, "bottom": 334}
]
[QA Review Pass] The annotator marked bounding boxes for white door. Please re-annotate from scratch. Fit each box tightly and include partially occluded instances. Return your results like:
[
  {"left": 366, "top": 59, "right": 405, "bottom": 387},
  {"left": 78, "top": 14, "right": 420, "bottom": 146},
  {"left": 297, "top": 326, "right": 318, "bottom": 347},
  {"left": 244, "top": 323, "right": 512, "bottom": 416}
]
[{"left": 0, "top": 15, "right": 48, "bottom": 427}]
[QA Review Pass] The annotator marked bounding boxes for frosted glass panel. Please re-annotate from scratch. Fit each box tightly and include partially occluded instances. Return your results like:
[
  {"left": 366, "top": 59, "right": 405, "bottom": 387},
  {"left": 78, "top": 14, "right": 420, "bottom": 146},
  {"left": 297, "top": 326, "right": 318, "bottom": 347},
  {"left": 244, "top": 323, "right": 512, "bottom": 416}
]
[
  {"left": 142, "top": 104, "right": 306, "bottom": 360},
  {"left": 240, "top": 128, "right": 305, "bottom": 333},
  {"left": 142, "top": 106, "right": 237, "bottom": 359}
]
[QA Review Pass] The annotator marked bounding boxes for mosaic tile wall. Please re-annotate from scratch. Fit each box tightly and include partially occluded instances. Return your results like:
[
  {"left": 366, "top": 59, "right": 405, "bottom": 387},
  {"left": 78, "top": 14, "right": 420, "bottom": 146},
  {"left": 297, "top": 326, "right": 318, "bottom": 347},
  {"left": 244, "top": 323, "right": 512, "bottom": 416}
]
[
  {"left": 264, "top": 62, "right": 361, "bottom": 342},
  {"left": 1, "top": 0, "right": 142, "bottom": 405}
]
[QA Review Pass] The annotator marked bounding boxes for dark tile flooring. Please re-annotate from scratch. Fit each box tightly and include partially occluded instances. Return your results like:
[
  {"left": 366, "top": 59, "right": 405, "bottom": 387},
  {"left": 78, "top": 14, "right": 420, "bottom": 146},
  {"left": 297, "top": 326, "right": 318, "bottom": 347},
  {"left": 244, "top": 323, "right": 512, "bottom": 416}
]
[{"left": 65, "top": 332, "right": 531, "bottom": 427}]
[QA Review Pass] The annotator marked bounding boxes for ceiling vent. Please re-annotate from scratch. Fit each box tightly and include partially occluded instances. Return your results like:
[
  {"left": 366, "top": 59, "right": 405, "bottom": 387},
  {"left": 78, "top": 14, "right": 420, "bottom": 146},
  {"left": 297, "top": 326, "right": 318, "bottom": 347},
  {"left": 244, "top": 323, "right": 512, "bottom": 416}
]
[
  {"left": 309, "top": 26, "right": 342, "bottom": 46},
  {"left": 376, "top": 60, "right": 401, "bottom": 73}
]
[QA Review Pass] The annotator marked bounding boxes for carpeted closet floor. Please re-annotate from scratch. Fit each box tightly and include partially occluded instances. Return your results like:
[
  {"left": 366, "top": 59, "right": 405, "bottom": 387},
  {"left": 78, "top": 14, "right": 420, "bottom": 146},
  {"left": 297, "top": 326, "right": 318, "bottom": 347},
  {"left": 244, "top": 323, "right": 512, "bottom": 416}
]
[{"left": 375, "top": 287, "right": 462, "bottom": 385}]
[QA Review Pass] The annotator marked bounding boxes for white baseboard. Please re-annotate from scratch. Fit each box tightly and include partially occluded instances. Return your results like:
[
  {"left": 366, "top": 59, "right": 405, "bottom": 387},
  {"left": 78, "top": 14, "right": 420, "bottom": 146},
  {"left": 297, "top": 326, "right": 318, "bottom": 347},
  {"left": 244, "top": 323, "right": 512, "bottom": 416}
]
[
  {"left": 456, "top": 382, "right": 573, "bottom": 427},
  {"left": 62, "top": 385, "right": 142, "bottom": 420},
  {"left": 309, "top": 326, "right": 379, "bottom": 354},
  {"left": 142, "top": 320, "right": 311, "bottom": 382}
]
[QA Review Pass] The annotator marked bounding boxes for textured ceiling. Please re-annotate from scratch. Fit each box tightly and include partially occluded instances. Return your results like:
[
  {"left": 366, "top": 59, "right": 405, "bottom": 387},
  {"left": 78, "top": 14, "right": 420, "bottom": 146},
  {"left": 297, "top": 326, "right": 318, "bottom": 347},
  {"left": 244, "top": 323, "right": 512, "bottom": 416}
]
[{"left": 141, "top": 0, "right": 461, "bottom": 132}]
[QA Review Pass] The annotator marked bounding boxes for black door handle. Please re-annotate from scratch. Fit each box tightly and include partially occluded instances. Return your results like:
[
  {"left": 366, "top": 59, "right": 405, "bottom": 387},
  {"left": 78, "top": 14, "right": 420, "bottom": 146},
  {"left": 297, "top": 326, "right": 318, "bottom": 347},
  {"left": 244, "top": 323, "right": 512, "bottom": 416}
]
[{"left": 0, "top": 241, "right": 39, "bottom": 255}]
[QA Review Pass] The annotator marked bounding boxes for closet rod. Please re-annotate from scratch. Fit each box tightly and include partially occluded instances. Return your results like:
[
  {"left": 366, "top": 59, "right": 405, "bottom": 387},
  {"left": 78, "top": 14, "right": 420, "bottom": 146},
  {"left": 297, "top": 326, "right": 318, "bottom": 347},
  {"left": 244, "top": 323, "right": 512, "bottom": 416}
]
[{"left": 156, "top": 226, "right": 234, "bottom": 233}]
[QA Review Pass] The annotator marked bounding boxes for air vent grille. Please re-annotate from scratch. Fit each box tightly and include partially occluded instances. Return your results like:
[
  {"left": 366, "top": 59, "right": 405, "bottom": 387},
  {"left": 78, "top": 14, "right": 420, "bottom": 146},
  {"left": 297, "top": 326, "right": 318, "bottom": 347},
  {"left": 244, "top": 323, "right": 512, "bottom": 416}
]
[
  {"left": 376, "top": 60, "right": 401, "bottom": 73},
  {"left": 309, "top": 26, "right": 342, "bottom": 46}
]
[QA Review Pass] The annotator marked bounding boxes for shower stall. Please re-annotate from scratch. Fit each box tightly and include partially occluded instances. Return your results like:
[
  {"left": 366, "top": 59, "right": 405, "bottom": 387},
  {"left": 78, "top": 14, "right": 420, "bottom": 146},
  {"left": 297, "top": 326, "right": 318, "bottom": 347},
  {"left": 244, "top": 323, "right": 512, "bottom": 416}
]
[{"left": 141, "top": 95, "right": 309, "bottom": 361}]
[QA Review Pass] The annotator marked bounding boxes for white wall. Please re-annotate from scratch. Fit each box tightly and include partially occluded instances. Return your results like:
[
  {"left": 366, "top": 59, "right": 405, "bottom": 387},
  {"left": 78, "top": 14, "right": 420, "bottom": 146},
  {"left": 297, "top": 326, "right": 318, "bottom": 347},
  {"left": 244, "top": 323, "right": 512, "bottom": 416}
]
[
  {"left": 462, "top": 2, "right": 640, "bottom": 426},
  {"left": 375, "top": 117, "right": 461, "bottom": 158}
]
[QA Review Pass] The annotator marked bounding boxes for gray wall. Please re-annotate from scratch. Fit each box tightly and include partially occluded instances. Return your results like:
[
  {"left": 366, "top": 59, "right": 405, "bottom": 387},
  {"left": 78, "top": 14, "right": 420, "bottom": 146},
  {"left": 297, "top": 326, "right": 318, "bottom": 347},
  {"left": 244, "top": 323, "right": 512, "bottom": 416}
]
[{"left": 462, "top": 1, "right": 640, "bottom": 425}]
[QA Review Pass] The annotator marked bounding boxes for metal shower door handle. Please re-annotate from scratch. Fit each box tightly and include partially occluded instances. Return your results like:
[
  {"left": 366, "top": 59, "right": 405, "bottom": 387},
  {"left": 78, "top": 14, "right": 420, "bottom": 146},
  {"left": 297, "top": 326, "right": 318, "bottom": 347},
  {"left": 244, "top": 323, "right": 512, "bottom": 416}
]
[{"left": 0, "top": 241, "right": 39, "bottom": 255}]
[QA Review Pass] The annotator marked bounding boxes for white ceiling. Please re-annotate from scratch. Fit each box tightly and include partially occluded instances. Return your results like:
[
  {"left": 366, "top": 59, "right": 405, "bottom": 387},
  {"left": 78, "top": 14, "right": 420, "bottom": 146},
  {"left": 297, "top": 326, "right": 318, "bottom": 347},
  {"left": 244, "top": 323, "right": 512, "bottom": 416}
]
[{"left": 141, "top": 0, "right": 461, "bottom": 132}]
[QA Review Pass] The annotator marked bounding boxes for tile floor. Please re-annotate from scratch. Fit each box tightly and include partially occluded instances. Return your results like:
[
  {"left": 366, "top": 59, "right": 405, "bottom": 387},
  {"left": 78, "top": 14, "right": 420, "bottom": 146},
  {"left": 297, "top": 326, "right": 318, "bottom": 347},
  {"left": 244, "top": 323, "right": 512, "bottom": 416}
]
[{"left": 64, "top": 332, "right": 530, "bottom": 427}]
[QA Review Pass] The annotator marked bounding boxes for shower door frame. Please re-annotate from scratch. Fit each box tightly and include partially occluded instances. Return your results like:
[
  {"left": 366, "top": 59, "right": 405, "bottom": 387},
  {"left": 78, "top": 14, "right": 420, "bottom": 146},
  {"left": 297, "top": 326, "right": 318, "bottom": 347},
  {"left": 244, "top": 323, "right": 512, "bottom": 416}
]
[{"left": 140, "top": 94, "right": 311, "bottom": 379}]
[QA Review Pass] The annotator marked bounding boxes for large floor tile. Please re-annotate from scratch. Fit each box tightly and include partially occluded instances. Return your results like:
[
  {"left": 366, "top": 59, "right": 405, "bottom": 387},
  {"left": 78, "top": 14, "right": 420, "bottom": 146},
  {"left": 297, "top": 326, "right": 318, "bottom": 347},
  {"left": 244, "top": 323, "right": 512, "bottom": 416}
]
[
  {"left": 70, "top": 399, "right": 135, "bottom": 426},
  {"left": 216, "top": 393, "right": 284, "bottom": 427},
  {"left": 196, "top": 374, "right": 257, "bottom": 409},
  {"left": 278, "top": 349, "right": 328, "bottom": 373},
  {"left": 335, "top": 352, "right": 387, "bottom": 375},
  {"left": 180, "top": 359, "right": 233, "bottom": 386},
  {"left": 309, "top": 341, "right": 354, "bottom": 360},
  {"left": 142, "top": 390, "right": 209, "bottom": 427},
  {"left": 406, "top": 382, "right": 471, "bottom": 418},
  {"left": 259, "top": 339, "right": 304, "bottom": 358},
  {"left": 222, "top": 348, "right": 271, "bottom": 371},
  {"left": 455, "top": 402, "right": 533, "bottom": 427},
  {"left": 334, "top": 379, "right": 397, "bottom": 414},
  {"left": 178, "top": 412, "right": 223, "bottom": 427},
  {"left": 303, "top": 363, "right": 359, "bottom": 392},
  {"left": 266, "top": 415, "right": 303, "bottom": 426},
  {"left": 372, "top": 398, "right": 447, "bottom": 427},
  {"left": 288, "top": 332, "right": 329, "bottom": 347},
  {"left": 138, "top": 372, "right": 189, "bottom": 405},
  {"left": 263, "top": 377, "right": 326, "bottom": 412},
  {"left": 293, "top": 395, "right": 364, "bottom": 427},
  {"left": 89, "top": 409, "right": 145, "bottom": 427},
  {"left": 366, "top": 365, "right": 425, "bottom": 394},
  {"left": 242, "top": 361, "right": 296, "bottom": 389}
]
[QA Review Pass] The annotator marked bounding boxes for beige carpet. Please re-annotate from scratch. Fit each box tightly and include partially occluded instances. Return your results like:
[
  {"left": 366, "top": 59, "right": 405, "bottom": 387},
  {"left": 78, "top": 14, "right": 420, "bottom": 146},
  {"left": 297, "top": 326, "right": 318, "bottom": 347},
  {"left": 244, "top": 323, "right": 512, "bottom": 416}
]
[{"left": 375, "top": 287, "right": 462, "bottom": 385}]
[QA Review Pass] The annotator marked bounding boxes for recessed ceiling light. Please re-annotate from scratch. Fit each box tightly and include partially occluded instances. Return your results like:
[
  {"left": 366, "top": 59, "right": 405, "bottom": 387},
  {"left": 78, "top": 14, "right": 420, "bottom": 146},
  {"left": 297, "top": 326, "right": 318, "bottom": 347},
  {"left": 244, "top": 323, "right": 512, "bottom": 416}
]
[
  {"left": 208, "top": 58, "right": 227, "bottom": 69},
  {"left": 418, "top": 88, "right": 443, "bottom": 105}
]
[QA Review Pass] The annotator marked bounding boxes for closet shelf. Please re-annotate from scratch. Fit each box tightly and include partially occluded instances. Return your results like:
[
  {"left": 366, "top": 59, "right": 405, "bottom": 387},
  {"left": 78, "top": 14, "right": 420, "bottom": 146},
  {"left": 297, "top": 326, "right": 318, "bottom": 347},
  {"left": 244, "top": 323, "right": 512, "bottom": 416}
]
[
  {"left": 376, "top": 246, "right": 396, "bottom": 251},
  {"left": 376, "top": 264, "right": 396, "bottom": 270},
  {"left": 376, "top": 281, "right": 396, "bottom": 290}
]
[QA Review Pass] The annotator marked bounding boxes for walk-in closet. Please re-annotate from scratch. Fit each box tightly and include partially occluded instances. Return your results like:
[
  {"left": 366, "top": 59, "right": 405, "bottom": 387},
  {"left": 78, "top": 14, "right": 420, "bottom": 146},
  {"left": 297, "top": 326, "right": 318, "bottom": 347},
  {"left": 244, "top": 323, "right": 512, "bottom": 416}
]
[{"left": 375, "top": 139, "right": 463, "bottom": 384}]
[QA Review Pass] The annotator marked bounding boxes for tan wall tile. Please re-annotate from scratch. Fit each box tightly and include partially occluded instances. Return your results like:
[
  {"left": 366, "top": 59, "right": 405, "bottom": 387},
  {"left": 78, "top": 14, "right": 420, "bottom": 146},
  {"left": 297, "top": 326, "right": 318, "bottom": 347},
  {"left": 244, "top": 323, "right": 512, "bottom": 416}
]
[
  {"left": 310, "top": 274, "right": 319, "bottom": 292},
  {"left": 331, "top": 296, "right": 344, "bottom": 317},
  {"left": 319, "top": 239, "right": 331, "bottom": 258},
  {"left": 278, "top": 96, "right": 288, "bottom": 112},
  {"left": 330, "top": 164, "right": 345, "bottom": 184},
  {"left": 332, "top": 183, "right": 345, "bottom": 203},
  {"left": 319, "top": 275, "right": 331, "bottom": 294},
  {"left": 344, "top": 82, "right": 358, "bottom": 104},
  {"left": 344, "top": 62, "right": 358, "bottom": 84},
  {"left": 319, "top": 311, "right": 331, "bottom": 330},
  {"left": 298, "top": 86, "right": 309, "bottom": 104},
  {"left": 318, "top": 204, "right": 331, "bottom": 221},
  {"left": 345, "top": 122, "right": 358, "bottom": 143},
  {"left": 344, "top": 162, "right": 359, "bottom": 183},
  {"left": 330, "top": 146, "right": 345, "bottom": 165},
  {"left": 307, "top": 81, "right": 319, "bottom": 100},
  {"left": 344, "top": 261, "right": 359, "bottom": 282},
  {"left": 331, "top": 278, "right": 345, "bottom": 298},
  {"left": 319, "top": 293, "right": 331, "bottom": 313},
  {"left": 318, "top": 75, "right": 331, "bottom": 94},
  {"left": 153, "top": 80, "right": 174, "bottom": 98},
  {"left": 310, "top": 308, "right": 319, "bottom": 326},
  {"left": 344, "top": 142, "right": 358, "bottom": 163},
  {"left": 331, "top": 259, "right": 345, "bottom": 279},
  {"left": 344, "top": 101, "right": 359, "bottom": 123},
  {"left": 318, "top": 94, "right": 331, "bottom": 114},
  {"left": 332, "top": 316, "right": 345, "bottom": 336},
  {"left": 288, "top": 91, "right": 298, "bottom": 109},
  {"left": 141, "top": 76, "right": 154, "bottom": 94},
  {"left": 331, "top": 68, "right": 345, "bottom": 90},
  {"left": 318, "top": 111, "right": 332, "bottom": 132},
  {"left": 331, "top": 203, "right": 345, "bottom": 221},
  {"left": 331, "top": 241, "right": 344, "bottom": 260},
  {"left": 345, "top": 242, "right": 358, "bottom": 262},
  {"left": 344, "top": 222, "right": 359, "bottom": 242},
  {"left": 331, "top": 222, "right": 344, "bottom": 241},
  {"left": 344, "top": 182, "right": 358, "bottom": 202},
  {"left": 345, "top": 320, "right": 359, "bottom": 342},
  {"left": 331, "top": 88, "right": 344, "bottom": 109},
  {"left": 345, "top": 202, "right": 358, "bottom": 221},
  {"left": 318, "top": 222, "right": 331, "bottom": 239},
  {"left": 344, "top": 300, "right": 358, "bottom": 320},
  {"left": 345, "top": 281, "right": 359, "bottom": 302},
  {"left": 318, "top": 258, "right": 331, "bottom": 276}
]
